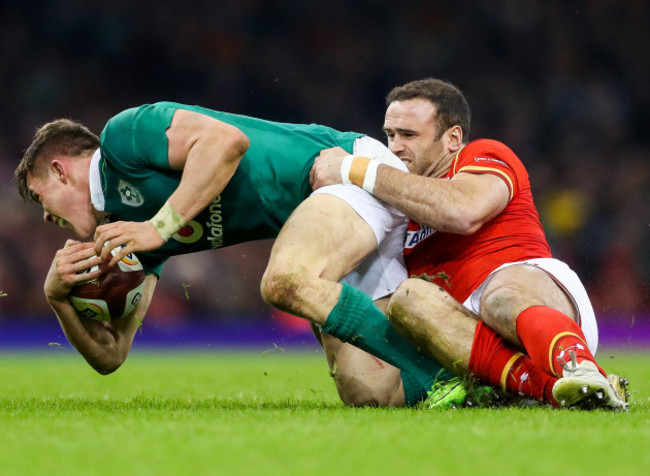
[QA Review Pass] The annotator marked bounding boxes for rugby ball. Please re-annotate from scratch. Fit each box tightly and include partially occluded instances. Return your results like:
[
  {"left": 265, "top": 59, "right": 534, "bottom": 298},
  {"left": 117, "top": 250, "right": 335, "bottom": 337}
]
[{"left": 69, "top": 247, "right": 146, "bottom": 321}]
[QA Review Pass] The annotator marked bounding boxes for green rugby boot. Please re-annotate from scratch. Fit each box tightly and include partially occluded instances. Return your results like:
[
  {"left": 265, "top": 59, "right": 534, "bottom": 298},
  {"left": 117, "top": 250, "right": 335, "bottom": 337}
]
[
  {"left": 425, "top": 377, "right": 468, "bottom": 409},
  {"left": 425, "top": 376, "right": 504, "bottom": 409}
]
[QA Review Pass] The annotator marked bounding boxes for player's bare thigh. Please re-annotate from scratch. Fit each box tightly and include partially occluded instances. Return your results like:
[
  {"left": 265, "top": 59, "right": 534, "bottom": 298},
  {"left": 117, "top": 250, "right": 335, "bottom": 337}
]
[
  {"left": 268, "top": 193, "right": 377, "bottom": 280},
  {"left": 479, "top": 264, "right": 577, "bottom": 345},
  {"left": 261, "top": 193, "right": 378, "bottom": 321}
]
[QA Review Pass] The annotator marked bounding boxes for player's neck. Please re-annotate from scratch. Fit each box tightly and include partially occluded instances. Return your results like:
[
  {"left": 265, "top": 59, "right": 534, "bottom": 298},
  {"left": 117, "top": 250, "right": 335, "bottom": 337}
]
[{"left": 426, "top": 152, "right": 455, "bottom": 178}]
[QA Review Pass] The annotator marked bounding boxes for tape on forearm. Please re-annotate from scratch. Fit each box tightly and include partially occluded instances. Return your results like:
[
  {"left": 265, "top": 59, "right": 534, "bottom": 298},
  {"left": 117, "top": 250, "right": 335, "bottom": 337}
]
[
  {"left": 361, "top": 160, "right": 379, "bottom": 194},
  {"left": 149, "top": 201, "right": 186, "bottom": 242},
  {"left": 340, "top": 155, "right": 355, "bottom": 185},
  {"left": 340, "top": 155, "right": 378, "bottom": 194}
]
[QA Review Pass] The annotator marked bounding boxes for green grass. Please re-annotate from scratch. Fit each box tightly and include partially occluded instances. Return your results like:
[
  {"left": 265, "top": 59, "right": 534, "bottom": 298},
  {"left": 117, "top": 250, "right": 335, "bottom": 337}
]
[{"left": 1, "top": 348, "right": 649, "bottom": 475}]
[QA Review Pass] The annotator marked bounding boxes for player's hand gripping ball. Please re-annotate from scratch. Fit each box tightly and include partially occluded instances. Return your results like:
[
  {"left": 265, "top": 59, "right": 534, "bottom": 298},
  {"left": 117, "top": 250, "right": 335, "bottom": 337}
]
[{"left": 69, "top": 246, "right": 146, "bottom": 321}]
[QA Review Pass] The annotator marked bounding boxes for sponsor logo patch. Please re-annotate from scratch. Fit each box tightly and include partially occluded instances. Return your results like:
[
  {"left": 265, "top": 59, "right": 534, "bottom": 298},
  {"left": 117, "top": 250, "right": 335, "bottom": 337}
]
[
  {"left": 206, "top": 196, "right": 224, "bottom": 249},
  {"left": 172, "top": 220, "right": 204, "bottom": 244},
  {"left": 404, "top": 225, "right": 436, "bottom": 249}
]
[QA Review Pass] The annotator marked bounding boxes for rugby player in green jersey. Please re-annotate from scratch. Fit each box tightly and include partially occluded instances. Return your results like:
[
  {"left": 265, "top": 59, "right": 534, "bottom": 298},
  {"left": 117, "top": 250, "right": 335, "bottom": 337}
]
[{"left": 16, "top": 102, "right": 451, "bottom": 407}]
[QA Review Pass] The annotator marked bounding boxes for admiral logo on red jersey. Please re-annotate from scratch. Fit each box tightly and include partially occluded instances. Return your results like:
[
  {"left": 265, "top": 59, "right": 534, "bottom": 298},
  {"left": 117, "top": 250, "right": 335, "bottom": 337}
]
[
  {"left": 404, "top": 225, "right": 436, "bottom": 249},
  {"left": 472, "top": 156, "right": 510, "bottom": 168}
]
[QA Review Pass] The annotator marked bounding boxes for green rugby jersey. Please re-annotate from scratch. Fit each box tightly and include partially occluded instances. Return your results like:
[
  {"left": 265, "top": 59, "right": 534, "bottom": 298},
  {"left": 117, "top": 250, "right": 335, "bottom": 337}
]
[{"left": 98, "top": 102, "right": 363, "bottom": 275}]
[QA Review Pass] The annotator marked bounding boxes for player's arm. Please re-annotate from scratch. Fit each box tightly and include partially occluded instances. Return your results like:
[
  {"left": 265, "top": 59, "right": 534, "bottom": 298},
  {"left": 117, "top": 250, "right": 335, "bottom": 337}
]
[
  {"left": 44, "top": 240, "right": 157, "bottom": 374},
  {"left": 365, "top": 167, "right": 509, "bottom": 234},
  {"left": 95, "top": 109, "right": 250, "bottom": 265},
  {"left": 311, "top": 148, "right": 509, "bottom": 234}
]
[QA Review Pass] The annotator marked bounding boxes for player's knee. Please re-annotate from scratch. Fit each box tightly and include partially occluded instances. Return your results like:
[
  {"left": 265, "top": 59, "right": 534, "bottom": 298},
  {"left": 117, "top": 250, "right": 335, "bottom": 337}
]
[
  {"left": 260, "top": 268, "right": 302, "bottom": 313},
  {"left": 338, "top": 386, "right": 380, "bottom": 407},
  {"left": 388, "top": 278, "right": 427, "bottom": 308},
  {"left": 481, "top": 283, "right": 535, "bottom": 329},
  {"left": 334, "top": 375, "right": 396, "bottom": 408},
  {"left": 386, "top": 278, "right": 438, "bottom": 326}
]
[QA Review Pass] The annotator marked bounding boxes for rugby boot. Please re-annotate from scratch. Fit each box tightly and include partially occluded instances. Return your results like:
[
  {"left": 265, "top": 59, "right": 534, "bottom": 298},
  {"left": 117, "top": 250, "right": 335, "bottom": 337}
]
[{"left": 552, "top": 350, "right": 629, "bottom": 411}]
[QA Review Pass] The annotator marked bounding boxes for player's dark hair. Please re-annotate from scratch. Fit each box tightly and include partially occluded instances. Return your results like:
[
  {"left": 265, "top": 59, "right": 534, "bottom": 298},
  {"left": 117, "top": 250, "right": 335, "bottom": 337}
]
[
  {"left": 386, "top": 78, "right": 471, "bottom": 143},
  {"left": 15, "top": 119, "right": 99, "bottom": 204}
]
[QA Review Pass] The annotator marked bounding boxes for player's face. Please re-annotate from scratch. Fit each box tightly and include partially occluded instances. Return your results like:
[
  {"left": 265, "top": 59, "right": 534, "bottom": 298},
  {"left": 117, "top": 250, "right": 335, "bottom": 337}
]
[
  {"left": 383, "top": 99, "right": 448, "bottom": 177},
  {"left": 28, "top": 173, "right": 97, "bottom": 239}
]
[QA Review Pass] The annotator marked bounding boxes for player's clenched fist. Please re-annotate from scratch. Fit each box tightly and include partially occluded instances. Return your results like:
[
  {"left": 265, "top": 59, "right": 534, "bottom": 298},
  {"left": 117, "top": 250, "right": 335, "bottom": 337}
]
[{"left": 310, "top": 147, "right": 347, "bottom": 190}]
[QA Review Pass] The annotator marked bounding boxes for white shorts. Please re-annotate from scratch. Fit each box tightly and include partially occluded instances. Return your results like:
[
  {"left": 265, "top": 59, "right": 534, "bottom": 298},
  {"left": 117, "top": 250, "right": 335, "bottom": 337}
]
[
  {"left": 462, "top": 258, "right": 599, "bottom": 355},
  {"left": 311, "top": 135, "right": 408, "bottom": 300}
]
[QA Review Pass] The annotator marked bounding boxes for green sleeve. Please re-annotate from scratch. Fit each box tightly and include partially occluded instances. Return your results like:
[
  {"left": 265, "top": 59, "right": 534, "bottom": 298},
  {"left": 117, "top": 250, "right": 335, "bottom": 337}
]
[{"left": 100, "top": 104, "right": 177, "bottom": 171}]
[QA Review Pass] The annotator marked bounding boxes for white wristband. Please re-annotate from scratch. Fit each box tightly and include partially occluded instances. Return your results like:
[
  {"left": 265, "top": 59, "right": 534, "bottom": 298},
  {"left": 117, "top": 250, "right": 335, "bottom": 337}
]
[
  {"left": 340, "top": 155, "right": 355, "bottom": 184},
  {"left": 149, "top": 201, "right": 186, "bottom": 242},
  {"left": 362, "top": 160, "right": 380, "bottom": 194}
]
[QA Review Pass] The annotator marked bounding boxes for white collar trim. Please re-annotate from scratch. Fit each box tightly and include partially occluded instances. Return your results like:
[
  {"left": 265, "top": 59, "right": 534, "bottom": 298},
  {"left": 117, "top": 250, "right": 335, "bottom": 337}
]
[{"left": 89, "top": 148, "right": 105, "bottom": 211}]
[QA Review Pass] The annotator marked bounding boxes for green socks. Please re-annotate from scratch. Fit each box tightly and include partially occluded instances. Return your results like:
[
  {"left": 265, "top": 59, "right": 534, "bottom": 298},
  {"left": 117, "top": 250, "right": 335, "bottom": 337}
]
[{"left": 322, "top": 283, "right": 452, "bottom": 406}]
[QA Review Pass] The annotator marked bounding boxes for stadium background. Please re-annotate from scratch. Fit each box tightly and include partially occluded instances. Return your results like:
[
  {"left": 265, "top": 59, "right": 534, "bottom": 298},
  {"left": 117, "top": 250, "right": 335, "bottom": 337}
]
[{"left": 0, "top": 0, "right": 648, "bottom": 349}]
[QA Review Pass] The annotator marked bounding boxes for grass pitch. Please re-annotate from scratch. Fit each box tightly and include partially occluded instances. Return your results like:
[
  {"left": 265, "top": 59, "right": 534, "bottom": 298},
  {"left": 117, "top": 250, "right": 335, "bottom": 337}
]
[{"left": 1, "top": 347, "right": 649, "bottom": 476}]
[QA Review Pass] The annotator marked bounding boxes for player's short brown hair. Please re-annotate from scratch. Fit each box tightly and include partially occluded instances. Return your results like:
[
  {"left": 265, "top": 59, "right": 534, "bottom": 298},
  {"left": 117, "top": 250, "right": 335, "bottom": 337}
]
[
  {"left": 386, "top": 78, "right": 471, "bottom": 142},
  {"left": 15, "top": 119, "right": 99, "bottom": 204}
]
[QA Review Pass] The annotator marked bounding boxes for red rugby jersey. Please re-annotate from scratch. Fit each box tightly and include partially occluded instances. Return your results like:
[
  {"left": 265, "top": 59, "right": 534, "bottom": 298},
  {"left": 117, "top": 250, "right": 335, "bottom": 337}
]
[{"left": 403, "top": 138, "right": 552, "bottom": 303}]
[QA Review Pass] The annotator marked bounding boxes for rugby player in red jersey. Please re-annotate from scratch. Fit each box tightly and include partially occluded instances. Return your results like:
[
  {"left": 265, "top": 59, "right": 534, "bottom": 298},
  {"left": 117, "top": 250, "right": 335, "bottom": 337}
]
[{"left": 311, "top": 78, "right": 628, "bottom": 409}]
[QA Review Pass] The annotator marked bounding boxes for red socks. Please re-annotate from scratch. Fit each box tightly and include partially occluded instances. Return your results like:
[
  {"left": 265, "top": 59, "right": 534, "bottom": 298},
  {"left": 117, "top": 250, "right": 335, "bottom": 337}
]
[
  {"left": 515, "top": 306, "right": 604, "bottom": 377},
  {"left": 469, "top": 306, "right": 602, "bottom": 406},
  {"left": 469, "top": 322, "right": 557, "bottom": 404}
]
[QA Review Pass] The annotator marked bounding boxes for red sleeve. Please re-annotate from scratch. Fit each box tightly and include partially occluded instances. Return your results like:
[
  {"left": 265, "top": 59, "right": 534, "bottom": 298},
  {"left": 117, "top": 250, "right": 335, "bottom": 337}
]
[{"left": 449, "top": 139, "right": 529, "bottom": 200}]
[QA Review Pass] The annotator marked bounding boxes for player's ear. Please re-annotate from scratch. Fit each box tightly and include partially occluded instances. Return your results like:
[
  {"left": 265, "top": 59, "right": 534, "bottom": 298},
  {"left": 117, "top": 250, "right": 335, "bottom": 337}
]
[
  {"left": 445, "top": 125, "right": 463, "bottom": 153},
  {"left": 51, "top": 160, "right": 68, "bottom": 184}
]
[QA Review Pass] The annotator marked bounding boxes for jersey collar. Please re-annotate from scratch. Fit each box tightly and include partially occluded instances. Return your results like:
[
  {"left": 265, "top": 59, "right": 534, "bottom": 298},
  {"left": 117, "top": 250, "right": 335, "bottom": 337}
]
[{"left": 89, "top": 148, "right": 105, "bottom": 211}]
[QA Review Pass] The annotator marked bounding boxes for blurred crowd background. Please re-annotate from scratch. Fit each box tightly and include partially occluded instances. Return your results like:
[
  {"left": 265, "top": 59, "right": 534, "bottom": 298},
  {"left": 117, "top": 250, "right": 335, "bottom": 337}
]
[{"left": 1, "top": 0, "right": 648, "bottom": 331}]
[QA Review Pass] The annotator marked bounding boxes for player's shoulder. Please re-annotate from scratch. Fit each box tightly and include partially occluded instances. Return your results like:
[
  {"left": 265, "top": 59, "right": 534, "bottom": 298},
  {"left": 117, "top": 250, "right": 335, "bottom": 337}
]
[
  {"left": 103, "top": 103, "right": 182, "bottom": 137},
  {"left": 452, "top": 138, "right": 530, "bottom": 195},
  {"left": 105, "top": 106, "right": 140, "bottom": 129},
  {"left": 103, "top": 105, "right": 149, "bottom": 135},
  {"left": 462, "top": 138, "right": 517, "bottom": 159},
  {"left": 107, "top": 102, "right": 177, "bottom": 124},
  {"left": 456, "top": 138, "right": 525, "bottom": 171}
]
